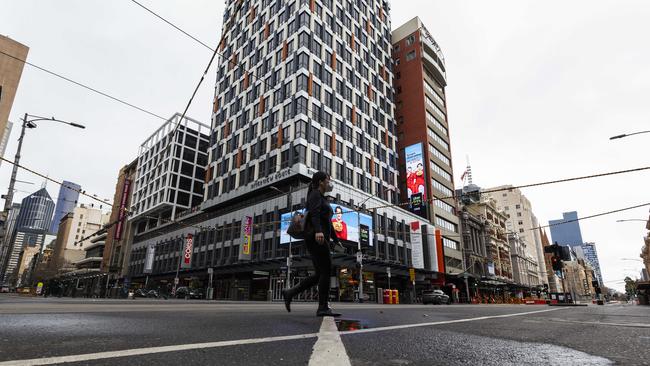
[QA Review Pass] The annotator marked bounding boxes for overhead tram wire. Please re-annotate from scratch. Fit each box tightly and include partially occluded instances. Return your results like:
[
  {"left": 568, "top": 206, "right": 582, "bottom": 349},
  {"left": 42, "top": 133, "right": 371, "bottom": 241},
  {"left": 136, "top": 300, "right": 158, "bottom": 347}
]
[
  {"left": 128, "top": 0, "right": 401, "bottom": 170},
  {"left": 130, "top": 0, "right": 215, "bottom": 52},
  {"left": 532, "top": 202, "right": 650, "bottom": 231},
  {"left": 129, "top": 1, "right": 650, "bottom": 232},
  {"left": 3, "top": 153, "right": 650, "bottom": 243},
  {"left": 5, "top": 4, "right": 650, "bottom": 242},
  {"left": 144, "top": 0, "right": 246, "bottom": 175},
  {"left": 0, "top": 50, "right": 168, "bottom": 122},
  {"left": 0, "top": 156, "right": 112, "bottom": 208},
  {"left": 364, "top": 165, "right": 650, "bottom": 213}
]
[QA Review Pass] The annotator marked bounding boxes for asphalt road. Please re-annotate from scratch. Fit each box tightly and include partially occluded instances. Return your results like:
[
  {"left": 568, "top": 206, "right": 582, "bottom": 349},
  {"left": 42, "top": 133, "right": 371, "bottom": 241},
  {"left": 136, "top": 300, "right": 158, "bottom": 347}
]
[{"left": 0, "top": 295, "right": 648, "bottom": 365}]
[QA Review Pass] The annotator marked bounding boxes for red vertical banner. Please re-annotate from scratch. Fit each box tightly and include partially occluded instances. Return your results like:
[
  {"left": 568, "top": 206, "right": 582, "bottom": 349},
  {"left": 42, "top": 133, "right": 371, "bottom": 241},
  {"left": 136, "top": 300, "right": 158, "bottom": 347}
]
[
  {"left": 114, "top": 179, "right": 131, "bottom": 241},
  {"left": 435, "top": 229, "right": 445, "bottom": 274},
  {"left": 181, "top": 234, "right": 193, "bottom": 269}
]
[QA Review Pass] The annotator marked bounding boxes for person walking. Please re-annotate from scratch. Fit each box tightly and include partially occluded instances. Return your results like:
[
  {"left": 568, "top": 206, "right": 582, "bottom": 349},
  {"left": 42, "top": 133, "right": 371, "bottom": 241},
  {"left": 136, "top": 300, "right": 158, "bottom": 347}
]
[{"left": 282, "top": 171, "right": 341, "bottom": 317}]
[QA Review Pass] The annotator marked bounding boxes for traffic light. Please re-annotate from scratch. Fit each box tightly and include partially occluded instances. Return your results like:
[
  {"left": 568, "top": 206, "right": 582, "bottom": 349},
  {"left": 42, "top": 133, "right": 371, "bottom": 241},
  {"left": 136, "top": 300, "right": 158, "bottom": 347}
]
[
  {"left": 551, "top": 255, "right": 563, "bottom": 271},
  {"left": 560, "top": 246, "right": 572, "bottom": 261}
]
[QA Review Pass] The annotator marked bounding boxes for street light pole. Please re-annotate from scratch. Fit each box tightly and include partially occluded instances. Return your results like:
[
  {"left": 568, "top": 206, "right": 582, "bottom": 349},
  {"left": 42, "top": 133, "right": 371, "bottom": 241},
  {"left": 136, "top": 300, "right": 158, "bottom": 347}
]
[
  {"left": 3, "top": 114, "right": 85, "bottom": 212},
  {"left": 355, "top": 188, "right": 391, "bottom": 303}
]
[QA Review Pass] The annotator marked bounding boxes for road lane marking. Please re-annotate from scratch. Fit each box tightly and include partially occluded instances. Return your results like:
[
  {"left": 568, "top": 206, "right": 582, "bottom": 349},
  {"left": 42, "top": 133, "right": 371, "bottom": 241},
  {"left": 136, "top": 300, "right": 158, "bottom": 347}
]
[
  {"left": 309, "top": 317, "right": 352, "bottom": 366},
  {"left": 0, "top": 308, "right": 562, "bottom": 365},
  {"left": 339, "top": 308, "right": 563, "bottom": 335},
  {"left": 545, "top": 318, "right": 650, "bottom": 329},
  {"left": 0, "top": 333, "right": 319, "bottom": 366}
]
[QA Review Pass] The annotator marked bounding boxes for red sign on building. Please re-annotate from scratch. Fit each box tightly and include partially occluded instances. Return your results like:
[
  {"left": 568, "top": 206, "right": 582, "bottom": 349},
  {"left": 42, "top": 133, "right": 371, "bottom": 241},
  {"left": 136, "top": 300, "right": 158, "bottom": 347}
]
[{"left": 181, "top": 234, "right": 193, "bottom": 268}]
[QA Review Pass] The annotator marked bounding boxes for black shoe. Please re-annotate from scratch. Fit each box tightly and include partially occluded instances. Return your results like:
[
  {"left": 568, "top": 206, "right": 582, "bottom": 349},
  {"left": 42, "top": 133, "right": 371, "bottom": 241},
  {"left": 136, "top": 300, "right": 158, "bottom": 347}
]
[
  {"left": 282, "top": 290, "right": 292, "bottom": 313},
  {"left": 316, "top": 307, "right": 342, "bottom": 317}
]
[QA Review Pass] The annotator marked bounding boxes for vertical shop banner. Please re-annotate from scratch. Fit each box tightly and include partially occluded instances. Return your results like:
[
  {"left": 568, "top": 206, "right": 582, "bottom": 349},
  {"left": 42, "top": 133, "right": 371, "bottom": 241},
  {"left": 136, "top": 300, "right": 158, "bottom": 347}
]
[
  {"left": 239, "top": 216, "right": 253, "bottom": 260},
  {"left": 181, "top": 234, "right": 193, "bottom": 269},
  {"left": 410, "top": 221, "right": 425, "bottom": 269},
  {"left": 144, "top": 244, "right": 155, "bottom": 273},
  {"left": 404, "top": 143, "right": 428, "bottom": 219},
  {"left": 114, "top": 179, "right": 131, "bottom": 241}
]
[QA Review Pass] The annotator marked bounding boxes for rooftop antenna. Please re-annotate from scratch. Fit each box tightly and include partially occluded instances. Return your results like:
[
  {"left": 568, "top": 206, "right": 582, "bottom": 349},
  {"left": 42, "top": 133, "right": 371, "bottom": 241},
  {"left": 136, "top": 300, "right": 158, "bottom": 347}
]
[{"left": 461, "top": 155, "right": 473, "bottom": 186}]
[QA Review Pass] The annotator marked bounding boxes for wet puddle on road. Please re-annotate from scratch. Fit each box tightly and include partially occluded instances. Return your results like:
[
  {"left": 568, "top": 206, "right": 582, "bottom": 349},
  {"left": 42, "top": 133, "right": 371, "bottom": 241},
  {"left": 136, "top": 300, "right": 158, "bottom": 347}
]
[{"left": 335, "top": 319, "right": 369, "bottom": 331}]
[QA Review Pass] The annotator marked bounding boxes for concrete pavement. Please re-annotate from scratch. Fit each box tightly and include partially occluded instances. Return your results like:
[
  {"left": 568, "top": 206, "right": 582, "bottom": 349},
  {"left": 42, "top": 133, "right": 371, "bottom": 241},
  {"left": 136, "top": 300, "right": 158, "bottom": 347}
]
[{"left": 0, "top": 295, "right": 648, "bottom": 365}]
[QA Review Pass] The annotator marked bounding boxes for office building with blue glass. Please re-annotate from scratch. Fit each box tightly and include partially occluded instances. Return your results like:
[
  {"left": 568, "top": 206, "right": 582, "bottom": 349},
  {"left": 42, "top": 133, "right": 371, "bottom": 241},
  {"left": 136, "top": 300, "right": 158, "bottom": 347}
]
[
  {"left": 50, "top": 181, "right": 81, "bottom": 234},
  {"left": 549, "top": 211, "right": 584, "bottom": 247}
]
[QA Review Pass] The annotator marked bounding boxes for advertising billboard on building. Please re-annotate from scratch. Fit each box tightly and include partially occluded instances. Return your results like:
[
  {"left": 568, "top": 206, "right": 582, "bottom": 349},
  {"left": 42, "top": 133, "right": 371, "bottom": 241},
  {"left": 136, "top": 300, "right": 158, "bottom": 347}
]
[
  {"left": 239, "top": 216, "right": 252, "bottom": 260},
  {"left": 404, "top": 143, "right": 427, "bottom": 219},
  {"left": 280, "top": 203, "right": 373, "bottom": 246},
  {"left": 181, "top": 234, "right": 193, "bottom": 269}
]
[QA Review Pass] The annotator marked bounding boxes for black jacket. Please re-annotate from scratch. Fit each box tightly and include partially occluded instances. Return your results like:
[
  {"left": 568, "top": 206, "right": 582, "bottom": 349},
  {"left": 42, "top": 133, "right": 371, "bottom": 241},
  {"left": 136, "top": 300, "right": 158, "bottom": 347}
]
[{"left": 305, "top": 189, "right": 339, "bottom": 243}]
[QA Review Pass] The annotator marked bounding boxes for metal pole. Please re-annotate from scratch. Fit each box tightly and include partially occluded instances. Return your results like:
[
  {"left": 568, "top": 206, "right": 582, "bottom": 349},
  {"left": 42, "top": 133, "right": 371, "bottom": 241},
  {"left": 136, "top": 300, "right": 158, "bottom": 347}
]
[
  {"left": 287, "top": 237, "right": 292, "bottom": 289},
  {"left": 173, "top": 238, "right": 182, "bottom": 295},
  {"left": 357, "top": 210, "right": 363, "bottom": 303},
  {"left": 286, "top": 186, "right": 293, "bottom": 290},
  {"left": 3, "top": 114, "right": 27, "bottom": 212}
]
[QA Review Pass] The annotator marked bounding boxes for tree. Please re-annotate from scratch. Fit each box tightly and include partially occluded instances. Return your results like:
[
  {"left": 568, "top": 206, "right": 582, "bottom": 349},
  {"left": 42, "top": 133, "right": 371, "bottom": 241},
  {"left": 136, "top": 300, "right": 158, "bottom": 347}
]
[{"left": 624, "top": 277, "right": 637, "bottom": 299}]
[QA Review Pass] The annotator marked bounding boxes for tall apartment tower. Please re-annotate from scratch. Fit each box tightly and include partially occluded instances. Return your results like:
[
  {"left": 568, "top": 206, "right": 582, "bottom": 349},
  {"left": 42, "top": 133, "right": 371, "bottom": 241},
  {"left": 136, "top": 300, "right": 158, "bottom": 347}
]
[
  {"left": 0, "top": 35, "right": 29, "bottom": 158},
  {"left": 485, "top": 186, "right": 548, "bottom": 286},
  {"left": 392, "top": 17, "right": 462, "bottom": 274},
  {"left": 50, "top": 181, "right": 81, "bottom": 233},
  {"left": 206, "top": 0, "right": 399, "bottom": 206},
  {"left": 128, "top": 0, "right": 444, "bottom": 300}
]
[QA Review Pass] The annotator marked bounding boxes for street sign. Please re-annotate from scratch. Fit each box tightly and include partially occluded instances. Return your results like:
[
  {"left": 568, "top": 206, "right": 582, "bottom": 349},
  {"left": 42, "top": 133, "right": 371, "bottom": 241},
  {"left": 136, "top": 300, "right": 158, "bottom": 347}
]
[
  {"left": 174, "top": 277, "right": 179, "bottom": 285},
  {"left": 287, "top": 257, "right": 293, "bottom": 267},
  {"left": 409, "top": 268, "right": 415, "bottom": 282},
  {"left": 356, "top": 251, "right": 363, "bottom": 263},
  {"left": 207, "top": 268, "right": 213, "bottom": 275},
  {"left": 387, "top": 267, "right": 391, "bottom": 278}
]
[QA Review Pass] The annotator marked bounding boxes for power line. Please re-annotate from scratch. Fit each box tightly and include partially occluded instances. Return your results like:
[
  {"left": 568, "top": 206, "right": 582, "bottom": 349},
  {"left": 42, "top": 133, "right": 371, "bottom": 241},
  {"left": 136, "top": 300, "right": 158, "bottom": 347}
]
[
  {"left": 128, "top": 0, "right": 398, "bottom": 173},
  {"left": 533, "top": 202, "right": 650, "bottom": 231},
  {"left": 147, "top": 0, "right": 245, "bottom": 176},
  {"left": 130, "top": 0, "right": 215, "bottom": 52},
  {"left": 0, "top": 156, "right": 112, "bottom": 208},
  {"left": 0, "top": 49, "right": 168, "bottom": 122}
]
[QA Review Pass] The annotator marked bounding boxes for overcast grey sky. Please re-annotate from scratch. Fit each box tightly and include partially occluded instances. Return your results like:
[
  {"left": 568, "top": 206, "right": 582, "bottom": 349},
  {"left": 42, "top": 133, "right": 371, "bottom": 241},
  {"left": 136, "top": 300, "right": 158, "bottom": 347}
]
[{"left": 2, "top": 1, "right": 649, "bottom": 291}]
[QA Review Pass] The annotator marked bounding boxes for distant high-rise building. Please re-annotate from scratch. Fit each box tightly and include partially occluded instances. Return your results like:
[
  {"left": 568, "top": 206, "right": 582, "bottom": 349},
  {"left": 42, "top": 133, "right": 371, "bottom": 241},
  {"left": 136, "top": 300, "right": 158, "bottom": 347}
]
[
  {"left": 549, "top": 211, "right": 584, "bottom": 247},
  {"left": 0, "top": 203, "right": 20, "bottom": 285},
  {"left": 0, "top": 35, "right": 29, "bottom": 161},
  {"left": 579, "top": 242, "right": 603, "bottom": 286},
  {"left": 52, "top": 204, "right": 110, "bottom": 273},
  {"left": 50, "top": 181, "right": 81, "bottom": 233},
  {"left": 1, "top": 188, "right": 54, "bottom": 286}
]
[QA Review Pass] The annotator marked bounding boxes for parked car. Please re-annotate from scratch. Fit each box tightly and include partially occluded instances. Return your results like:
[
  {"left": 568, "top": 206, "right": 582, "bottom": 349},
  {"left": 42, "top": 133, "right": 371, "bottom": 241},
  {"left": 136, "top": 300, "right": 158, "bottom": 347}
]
[
  {"left": 175, "top": 286, "right": 203, "bottom": 299},
  {"left": 0, "top": 286, "right": 10, "bottom": 293},
  {"left": 422, "top": 289, "right": 451, "bottom": 305}
]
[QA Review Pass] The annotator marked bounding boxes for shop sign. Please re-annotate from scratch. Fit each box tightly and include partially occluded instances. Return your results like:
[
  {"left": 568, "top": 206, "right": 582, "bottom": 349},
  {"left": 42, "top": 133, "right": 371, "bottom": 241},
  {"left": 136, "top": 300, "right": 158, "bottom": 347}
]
[
  {"left": 239, "top": 216, "right": 253, "bottom": 260},
  {"left": 181, "top": 234, "right": 193, "bottom": 269}
]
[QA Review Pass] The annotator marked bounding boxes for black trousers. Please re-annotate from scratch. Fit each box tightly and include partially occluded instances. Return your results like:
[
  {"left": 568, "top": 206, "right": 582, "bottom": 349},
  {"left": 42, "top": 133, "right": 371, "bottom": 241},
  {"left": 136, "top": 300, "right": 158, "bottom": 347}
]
[{"left": 289, "top": 236, "right": 332, "bottom": 307}]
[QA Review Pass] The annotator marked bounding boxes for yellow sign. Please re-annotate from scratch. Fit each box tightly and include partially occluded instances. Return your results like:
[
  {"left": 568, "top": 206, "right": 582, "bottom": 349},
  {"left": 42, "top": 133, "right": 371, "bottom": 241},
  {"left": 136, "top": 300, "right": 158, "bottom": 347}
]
[{"left": 409, "top": 268, "right": 416, "bottom": 282}]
